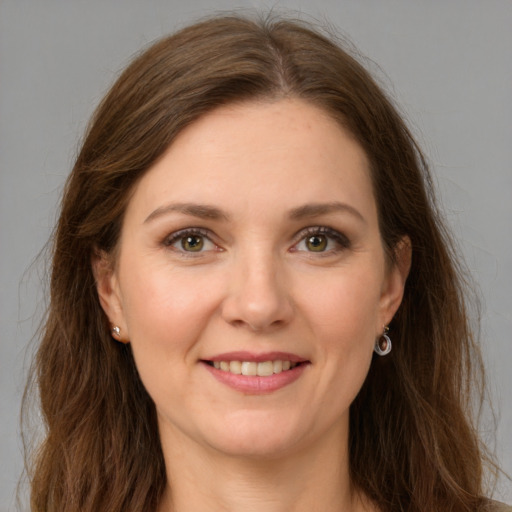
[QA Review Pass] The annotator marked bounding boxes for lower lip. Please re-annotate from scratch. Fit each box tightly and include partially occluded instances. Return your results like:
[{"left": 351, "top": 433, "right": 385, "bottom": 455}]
[{"left": 202, "top": 362, "right": 308, "bottom": 394}]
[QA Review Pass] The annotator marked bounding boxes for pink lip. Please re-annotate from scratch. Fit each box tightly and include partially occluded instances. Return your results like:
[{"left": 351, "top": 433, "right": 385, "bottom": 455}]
[
  {"left": 206, "top": 351, "right": 308, "bottom": 363},
  {"left": 202, "top": 361, "right": 308, "bottom": 394}
]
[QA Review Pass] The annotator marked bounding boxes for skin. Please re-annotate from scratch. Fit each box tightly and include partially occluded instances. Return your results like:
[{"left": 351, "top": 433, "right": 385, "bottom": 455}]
[{"left": 95, "top": 99, "right": 410, "bottom": 512}]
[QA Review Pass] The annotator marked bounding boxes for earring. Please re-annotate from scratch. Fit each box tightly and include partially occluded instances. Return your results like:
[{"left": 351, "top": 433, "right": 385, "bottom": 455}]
[
  {"left": 111, "top": 325, "right": 121, "bottom": 338},
  {"left": 374, "top": 326, "right": 392, "bottom": 356}
]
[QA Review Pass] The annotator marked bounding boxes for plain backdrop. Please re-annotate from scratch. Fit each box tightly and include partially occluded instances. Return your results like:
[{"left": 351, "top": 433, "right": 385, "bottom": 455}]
[{"left": 1, "top": 0, "right": 511, "bottom": 509}]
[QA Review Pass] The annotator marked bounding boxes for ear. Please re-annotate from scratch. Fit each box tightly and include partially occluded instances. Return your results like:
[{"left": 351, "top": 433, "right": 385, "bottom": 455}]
[
  {"left": 91, "top": 249, "right": 129, "bottom": 343},
  {"left": 377, "top": 236, "right": 412, "bottom": 330}
]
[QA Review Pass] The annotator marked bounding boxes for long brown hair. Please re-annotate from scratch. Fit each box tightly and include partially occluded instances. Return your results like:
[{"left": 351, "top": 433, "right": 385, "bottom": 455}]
[{"left": 26, "top": 13, "right": 494, "bottom": 511}]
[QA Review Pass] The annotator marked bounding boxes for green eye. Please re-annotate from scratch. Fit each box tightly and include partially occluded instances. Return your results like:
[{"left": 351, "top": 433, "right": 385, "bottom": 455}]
[
  {"left": 181, "top": 235, "right": 204, "bottom": 252},
  {"left": 305, "top": 235, "right": 328, "bottom": 252},
  {"left": 292, "top": 227, "right": 350, "bottom": 255},
  {"left": 165, "top": 228, "right": 218, "bottom": 255}
]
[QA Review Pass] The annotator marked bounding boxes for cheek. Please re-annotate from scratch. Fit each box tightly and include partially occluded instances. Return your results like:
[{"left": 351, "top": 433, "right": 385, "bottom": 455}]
[
  {"left": 118, "top": 258, "right": 223, "bottom": 361},
  {"left": 299, "top": 268, "right": 383, "bottom": 346},
  {"left": 297, "top": 266, "right": 382, "bottom": 390},
  {"left": 288, "top": 268, "right": 383, "bottom": 430},
  {"left": 117, "top": 261, "right": 227, "bottom": 413}
]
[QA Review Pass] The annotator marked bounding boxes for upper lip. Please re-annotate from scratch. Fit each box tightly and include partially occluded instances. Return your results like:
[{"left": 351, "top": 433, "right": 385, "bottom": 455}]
[{"left": 204, "top": 351, "right": 308, "bottom": 363}]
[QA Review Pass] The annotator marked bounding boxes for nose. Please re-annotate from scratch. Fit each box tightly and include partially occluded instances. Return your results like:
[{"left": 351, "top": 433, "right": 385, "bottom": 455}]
[{"left": 220, "top": 249, "right": 294, "bottom": 332}]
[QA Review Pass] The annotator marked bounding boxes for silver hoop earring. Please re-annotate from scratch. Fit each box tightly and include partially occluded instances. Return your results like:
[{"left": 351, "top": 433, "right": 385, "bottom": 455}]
[
  {"left": 374, "top": 327, "right": 392, "bottom": 356},
  {"left": 112, "top": 326, "right": 121, "bottom": 338}
]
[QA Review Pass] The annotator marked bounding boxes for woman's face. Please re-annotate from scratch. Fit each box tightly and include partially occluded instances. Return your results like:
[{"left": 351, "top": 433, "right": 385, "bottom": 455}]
[{"left": 97, "top": 99, "right": 408, "bottom": 458}]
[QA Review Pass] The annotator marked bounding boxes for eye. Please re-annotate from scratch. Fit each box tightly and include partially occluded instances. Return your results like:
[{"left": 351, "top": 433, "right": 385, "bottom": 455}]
[
  {"left": 164, "top": 228, "right": 218, "bottom": 254},
  {"left": 304, "top": 234, "right": 328, "bottom": 252},
  {"left": 180, "top": 234, "right": 206, "bottom": 252},
  {"left": 292, "top": 227, "right": 350, "bottom": 254}
]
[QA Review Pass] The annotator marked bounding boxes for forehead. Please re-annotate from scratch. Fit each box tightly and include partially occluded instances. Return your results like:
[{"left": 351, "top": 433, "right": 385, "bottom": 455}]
[{"left": 125, "top": 99, "right": 375, "bottom": 222}]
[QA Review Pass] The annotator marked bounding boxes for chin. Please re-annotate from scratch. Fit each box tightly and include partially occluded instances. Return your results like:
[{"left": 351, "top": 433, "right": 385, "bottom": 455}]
[
  {"left": 210, "top": 434, "right": 299, "bottom": 461},
  {"left": 201, "top": 412, "right": 314, "bottom": 460}
]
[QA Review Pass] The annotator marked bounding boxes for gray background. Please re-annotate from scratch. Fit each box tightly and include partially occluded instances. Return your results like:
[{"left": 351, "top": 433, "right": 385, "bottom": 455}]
[{"left": 1, "top": 0, "right": 511, "bottom": 509}]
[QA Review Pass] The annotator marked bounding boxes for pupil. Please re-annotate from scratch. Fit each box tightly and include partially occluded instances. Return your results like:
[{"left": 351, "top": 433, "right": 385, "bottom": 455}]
[
  {"left": 183, "top": 235, "right": 203, "bottom": 251},
  {"left": 307, "top": 235, "right": 327, "bottom": 251}
]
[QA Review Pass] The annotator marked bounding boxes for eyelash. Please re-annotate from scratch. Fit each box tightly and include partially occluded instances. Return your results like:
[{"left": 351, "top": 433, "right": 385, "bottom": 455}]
[
  {"left": 163, "top": 228, "right": 219, "bottom": 255},
  {"left": 162, "top": 226, "right": 350, "bottom": 255},
  {"left": 292, "top": 226, "right": 351, "bottom": 254}
]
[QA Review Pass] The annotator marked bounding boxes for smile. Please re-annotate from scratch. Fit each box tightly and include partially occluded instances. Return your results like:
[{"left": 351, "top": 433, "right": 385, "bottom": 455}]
[
  {"left": 209, "top": 360, "right": 299, "bottom": 376},
  {"left": 202, "top": 352, "right": 309, "bottom": 393}
]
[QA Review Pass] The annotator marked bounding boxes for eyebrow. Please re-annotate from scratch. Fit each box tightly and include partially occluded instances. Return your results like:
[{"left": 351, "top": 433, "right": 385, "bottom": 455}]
[
  {"left": 288, "top": 201, "right": 366, "bottom": 223},
  {"left": 144, "top": 200, "right": 365, "bottom": 224},
  {"left": 144, "top": 203, "right": 230, "bottom": 224}
]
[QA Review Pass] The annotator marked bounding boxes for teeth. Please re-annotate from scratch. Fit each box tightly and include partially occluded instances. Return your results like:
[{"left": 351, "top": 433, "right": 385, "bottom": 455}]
[
  {"left": 229, "top": 361, "right": 242, "bottom": 374},
  {"left": 241, "top": 361, "right": 257, "bottom": 376},
  {"left": 211, "top": 360, "right": 299, "bottom": 376},
  {"left": 257, "top": 361, "right": 274, "bottom": 377}
]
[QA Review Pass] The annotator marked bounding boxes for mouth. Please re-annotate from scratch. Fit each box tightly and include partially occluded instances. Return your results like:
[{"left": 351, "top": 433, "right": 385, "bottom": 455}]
[
  {"left": 200, "top": 351, "right": 310, "bottom": 393},
  {"left": 204, "top": 359, "right": 303, "bottom": 377}
]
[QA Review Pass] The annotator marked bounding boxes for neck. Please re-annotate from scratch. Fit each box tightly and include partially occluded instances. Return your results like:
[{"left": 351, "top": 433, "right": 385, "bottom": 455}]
[{"left": 157, "top": 422, "right": 371, "bottom": 512}]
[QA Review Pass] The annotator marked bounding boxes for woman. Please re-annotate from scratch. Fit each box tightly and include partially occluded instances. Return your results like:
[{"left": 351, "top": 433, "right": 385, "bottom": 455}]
[{"left": 26, "top": 14, "right": 510, "bottom": 512}]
